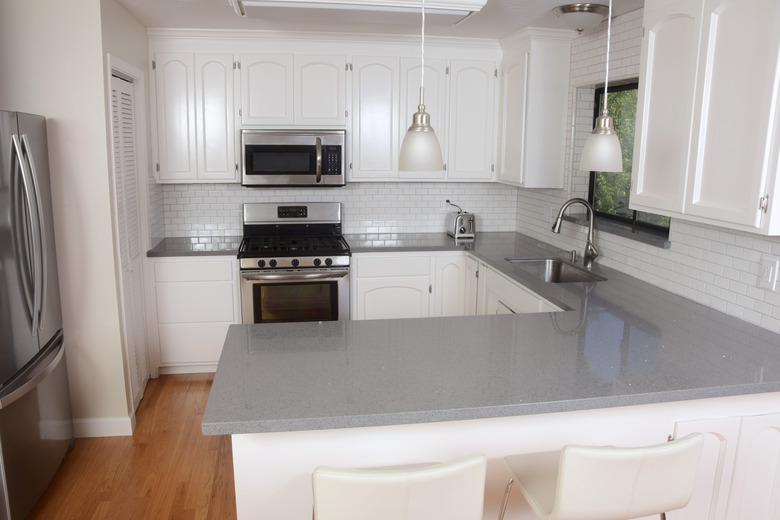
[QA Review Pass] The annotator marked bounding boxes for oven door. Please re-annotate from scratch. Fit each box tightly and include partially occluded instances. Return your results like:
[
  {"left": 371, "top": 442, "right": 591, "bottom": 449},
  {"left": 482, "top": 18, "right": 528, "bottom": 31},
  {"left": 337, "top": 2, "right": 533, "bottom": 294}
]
[{"left": 240, "top": 268, "right": 350, "bottom": 323}]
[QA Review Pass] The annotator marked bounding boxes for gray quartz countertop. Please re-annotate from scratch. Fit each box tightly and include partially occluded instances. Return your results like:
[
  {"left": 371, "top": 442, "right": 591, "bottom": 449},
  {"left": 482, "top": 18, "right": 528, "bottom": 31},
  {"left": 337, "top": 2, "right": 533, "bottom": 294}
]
[
  {"left": 202, "top": 232, "right": 780, "bottom": 436},
  {"left": 147, "top": 236, "right": 241, "bottom": 256}
]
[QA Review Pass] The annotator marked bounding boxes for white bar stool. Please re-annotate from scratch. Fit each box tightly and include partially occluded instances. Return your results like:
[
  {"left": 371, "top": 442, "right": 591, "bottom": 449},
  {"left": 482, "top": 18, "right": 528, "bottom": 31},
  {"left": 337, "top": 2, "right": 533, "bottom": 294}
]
[
  {"left": 312, "top": 453, "right": 487, "bottom": 520},
  {"left": 497, "top": 433, "right": 704, "bottom": 520}
]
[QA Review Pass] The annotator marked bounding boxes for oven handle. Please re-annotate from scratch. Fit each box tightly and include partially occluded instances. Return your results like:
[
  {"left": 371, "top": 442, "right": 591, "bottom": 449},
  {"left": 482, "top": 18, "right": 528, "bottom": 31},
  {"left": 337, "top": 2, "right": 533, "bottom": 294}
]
[
  {"left": 241, "top": 269, "right": 349, "bottom": 282},
  {"left": 315, "top": 136, "right": 322, "bottom": 183}
]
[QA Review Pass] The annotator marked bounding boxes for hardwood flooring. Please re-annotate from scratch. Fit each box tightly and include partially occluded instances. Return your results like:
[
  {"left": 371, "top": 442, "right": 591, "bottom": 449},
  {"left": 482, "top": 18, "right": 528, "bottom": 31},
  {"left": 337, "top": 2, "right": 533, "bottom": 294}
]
[{"left": 28, "top": 374, "right": 236, "bottom": 520}]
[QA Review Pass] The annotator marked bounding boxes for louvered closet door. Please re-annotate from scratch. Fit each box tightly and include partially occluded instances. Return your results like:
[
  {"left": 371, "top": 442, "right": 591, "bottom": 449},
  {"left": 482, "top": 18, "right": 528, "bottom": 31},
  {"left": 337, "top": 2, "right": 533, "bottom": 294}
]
[{"left": 111, "top": 74, "right": 149, "bottom": 411}]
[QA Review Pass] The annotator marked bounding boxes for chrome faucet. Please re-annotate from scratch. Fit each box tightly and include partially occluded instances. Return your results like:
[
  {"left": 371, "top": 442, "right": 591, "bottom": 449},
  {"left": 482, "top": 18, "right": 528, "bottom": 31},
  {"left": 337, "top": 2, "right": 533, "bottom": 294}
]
[{"left": 552, "top": 198, "right": 599, "bottom": 269}]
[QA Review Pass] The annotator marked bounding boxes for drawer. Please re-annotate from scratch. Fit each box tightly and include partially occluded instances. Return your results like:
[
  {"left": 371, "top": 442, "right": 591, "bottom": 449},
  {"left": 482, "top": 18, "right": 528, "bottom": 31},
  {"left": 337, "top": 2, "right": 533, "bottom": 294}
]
[
  {"left": 154, "top": 259, "right": 235, "bottom": 283},
  {"left": 355, "top": 254, "right": 431, "bottom": 278},
  {"left": 155, "top": 283, "right": 237, "bottom": 324}
]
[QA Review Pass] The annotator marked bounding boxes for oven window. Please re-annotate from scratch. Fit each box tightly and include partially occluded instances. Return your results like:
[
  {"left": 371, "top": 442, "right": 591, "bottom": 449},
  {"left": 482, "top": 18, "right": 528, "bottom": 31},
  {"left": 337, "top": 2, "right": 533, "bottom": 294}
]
[
  {"left": 246, "top": 146, "right": 314, "bottom": 175},
  {"left": 253, "top": 282, "right": 338, "bottom": 323}
]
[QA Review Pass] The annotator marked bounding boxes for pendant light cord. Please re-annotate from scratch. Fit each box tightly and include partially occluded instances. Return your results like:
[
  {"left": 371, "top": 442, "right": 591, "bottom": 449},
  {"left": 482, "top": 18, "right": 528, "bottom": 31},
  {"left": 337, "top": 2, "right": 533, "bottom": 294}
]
[
  {"left": 603, "top": 0, "right": 612, "bottom": 113},
  {"left": 421, "top": 0, "right": 426, "bottom": 92}
]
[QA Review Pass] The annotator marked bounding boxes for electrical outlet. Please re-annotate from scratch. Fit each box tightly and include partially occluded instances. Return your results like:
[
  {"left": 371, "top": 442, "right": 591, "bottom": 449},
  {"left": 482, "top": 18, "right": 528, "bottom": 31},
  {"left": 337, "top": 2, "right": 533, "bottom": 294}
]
[{"left": 759, "top": 254, "right": 780, "bottom": 291}]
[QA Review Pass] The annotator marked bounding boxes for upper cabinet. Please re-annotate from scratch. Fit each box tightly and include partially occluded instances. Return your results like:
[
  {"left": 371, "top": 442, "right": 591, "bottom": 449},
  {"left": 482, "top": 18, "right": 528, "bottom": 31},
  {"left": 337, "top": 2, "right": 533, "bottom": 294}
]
[
  {"left": 631, "top": 0, "right": 780, "bottom": 235},
  {"left": 497, "top": 29, "right": 573, "bottom": 188},
  {"left": 152, "top": 52, "right": 237, "bottom": 183},
  {"left": 240, "top": 53, "right": 347, "bottom": 126}
]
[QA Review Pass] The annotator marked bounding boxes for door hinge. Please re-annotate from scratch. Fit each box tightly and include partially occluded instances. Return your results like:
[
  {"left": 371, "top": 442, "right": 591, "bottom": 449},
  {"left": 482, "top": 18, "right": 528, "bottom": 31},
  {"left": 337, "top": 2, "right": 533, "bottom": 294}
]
[
  {"left": 239, "top": 108, "right": 242, "bottom": 117},
  {"left": 233, "top": 61, "right": 239, "bottom": 70},
  {"left": 429, "top": 284, "right": 432, "bottom": 294},
  {"left": 475, "top": 269, "right": 479, "bottom": 278},
  {"left": 494, "top": 68, "right": 498, "bottom": 78},
  {"left": 155, "top": 162, "right": 160, "bottom": 172},
  {"left": 760, "top": 194, "right": 770, "bottom": 213},
  {"left": 346, "top": 62, "right": 352, "bottom": 71},
  {"left": 491, "top": 163, "right": 495, "bottom": 172},
  {"left": 152, "top": 60, "right": 156, "bottom": 71},
  {"left": 443, "top": 162, "right": 447, "bottom": 172},
  {"left": 345, "top": 110, "right": 349, "bottom": 118},
  {"left": 446, "top": 66, "right": 450, "bottom": 75},
  {"left": 235, "top": 163, "right": 239, "bottom": 172}
]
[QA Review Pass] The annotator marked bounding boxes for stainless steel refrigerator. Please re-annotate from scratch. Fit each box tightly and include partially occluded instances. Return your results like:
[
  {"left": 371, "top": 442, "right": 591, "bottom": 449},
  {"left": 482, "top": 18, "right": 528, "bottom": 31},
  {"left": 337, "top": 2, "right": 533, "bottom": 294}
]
[{"left": 0, "top": 111, "right": 73, "bottom": 519}]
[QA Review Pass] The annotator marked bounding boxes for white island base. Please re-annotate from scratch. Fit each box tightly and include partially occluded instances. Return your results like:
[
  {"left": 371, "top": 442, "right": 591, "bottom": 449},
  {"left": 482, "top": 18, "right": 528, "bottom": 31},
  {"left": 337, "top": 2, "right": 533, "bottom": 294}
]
[{"left": 231, "top": 392, "right": 780, "bottom": 520}]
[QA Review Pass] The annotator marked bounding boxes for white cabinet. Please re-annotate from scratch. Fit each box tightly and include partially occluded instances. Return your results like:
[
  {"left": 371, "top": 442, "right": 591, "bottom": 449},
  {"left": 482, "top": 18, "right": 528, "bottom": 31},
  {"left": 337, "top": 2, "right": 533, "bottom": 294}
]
[
  {"left": 352, "top": 252, "right": 474, "bottom": 320},
  {"left": 152, "top": 52, "right": 237, "bottom": 183},
  {"left": 149, "top": 257, "right": 240, "bottom": 373},
  {"left": 464, "top": 255, "right": 479, "bottom": 316},
  {"left": 240, "top": 53, "right": 346, "bottom": 126},
  {"left": 672, "top": 413, "right": 780, "bottom": 520},
  {"left": 350, "top": 56, "right": 498, "bottom": 182},
  {"left": 497, "top": 29, "right": 572, "bottom": 188},
  {"left": 477, "top": 263, "right": 560, "bottom": 315},
  {"left": 631, "top": 0, "right": 780, "bottom": 234}
]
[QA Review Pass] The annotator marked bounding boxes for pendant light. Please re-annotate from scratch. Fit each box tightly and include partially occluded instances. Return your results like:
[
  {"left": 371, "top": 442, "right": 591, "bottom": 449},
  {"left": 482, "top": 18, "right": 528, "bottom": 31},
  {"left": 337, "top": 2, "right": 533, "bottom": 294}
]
[
  {"left": 399, "top": 0, "right": 444, "bottom": 172},
  {"left": 579, "top": 0, "right": 623, "bottom": 172}
]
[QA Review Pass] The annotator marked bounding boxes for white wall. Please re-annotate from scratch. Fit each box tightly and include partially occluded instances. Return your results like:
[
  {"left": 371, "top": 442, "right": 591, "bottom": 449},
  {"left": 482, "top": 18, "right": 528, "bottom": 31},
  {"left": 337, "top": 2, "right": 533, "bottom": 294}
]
[
  {"left": 513, "top": 8, "right": 780, "bottom": 334},
  {"left": 0, "top": 0, "right": 135, "bottom": 436}
]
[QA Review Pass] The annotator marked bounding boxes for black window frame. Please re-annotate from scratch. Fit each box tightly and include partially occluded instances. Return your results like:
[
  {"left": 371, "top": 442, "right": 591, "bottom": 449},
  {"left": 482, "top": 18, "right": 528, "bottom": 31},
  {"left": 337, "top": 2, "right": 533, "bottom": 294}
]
[{"left": 586, "top": 82, "right": 670, "bottom": 237}]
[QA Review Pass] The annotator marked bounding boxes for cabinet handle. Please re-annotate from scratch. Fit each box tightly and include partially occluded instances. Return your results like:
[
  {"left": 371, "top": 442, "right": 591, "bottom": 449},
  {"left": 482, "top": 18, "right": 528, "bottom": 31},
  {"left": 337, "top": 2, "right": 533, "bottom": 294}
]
[{"left": 429, "top": 284, "right": 432, "bottom": 294}]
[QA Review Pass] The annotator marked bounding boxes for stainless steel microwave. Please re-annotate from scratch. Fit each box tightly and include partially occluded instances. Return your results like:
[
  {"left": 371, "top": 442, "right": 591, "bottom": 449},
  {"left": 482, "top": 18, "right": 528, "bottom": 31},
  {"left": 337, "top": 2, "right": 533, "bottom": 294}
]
[{"left": 241, "top": 129, "right": 346, "bottom": 187}]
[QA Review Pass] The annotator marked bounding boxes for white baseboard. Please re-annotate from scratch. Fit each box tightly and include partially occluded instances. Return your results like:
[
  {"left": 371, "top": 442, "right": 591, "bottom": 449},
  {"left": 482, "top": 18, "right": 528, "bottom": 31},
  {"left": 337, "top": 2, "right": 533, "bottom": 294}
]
[
  {"left": 73, "top": 416, "right": 133, "bottom": 438},
  {"left": 158, "top": 364, "right": 217, "bottom": 375}
]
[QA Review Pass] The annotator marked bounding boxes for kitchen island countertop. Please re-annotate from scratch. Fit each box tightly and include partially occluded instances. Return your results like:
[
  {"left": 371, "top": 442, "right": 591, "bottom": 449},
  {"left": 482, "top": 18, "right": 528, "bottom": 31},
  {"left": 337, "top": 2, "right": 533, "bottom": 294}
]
[{"left": 202, "top": 232, "right": 780, "bottom": 436}]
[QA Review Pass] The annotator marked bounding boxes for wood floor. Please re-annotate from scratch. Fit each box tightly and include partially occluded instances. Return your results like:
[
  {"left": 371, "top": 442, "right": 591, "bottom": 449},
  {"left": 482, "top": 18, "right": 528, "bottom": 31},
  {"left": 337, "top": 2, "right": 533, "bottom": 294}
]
[{"left": 28, "top": 374, "right": 236, "bottom": 520}]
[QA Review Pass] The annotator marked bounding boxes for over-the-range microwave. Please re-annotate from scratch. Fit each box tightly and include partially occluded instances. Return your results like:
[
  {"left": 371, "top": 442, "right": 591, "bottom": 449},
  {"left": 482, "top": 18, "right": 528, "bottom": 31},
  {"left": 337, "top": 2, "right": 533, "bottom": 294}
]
[{"left": 241, "top": 129, "right": 346, "bottom": 187}]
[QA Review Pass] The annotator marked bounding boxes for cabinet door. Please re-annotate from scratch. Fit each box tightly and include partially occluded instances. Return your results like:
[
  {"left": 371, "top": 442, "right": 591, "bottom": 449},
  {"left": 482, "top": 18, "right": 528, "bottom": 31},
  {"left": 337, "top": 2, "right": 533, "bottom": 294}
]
[
  {"left": 685, "top": 0, "right": 780, "bottom": 227},
  {"left": 195, "top": 54, "right": 236, "bottom": 181},
  {"left": 433, "top": 254, "right": 465, "bottom": 317},
  {"left": 351, "top": 56, "right": 401, "bottom": 180},
  {"left": 399, "top": 57, "right": 448, "bottom": 180},
  {"left": 154, "top": 52, "right": 197, "bottom": 181},
  {"left": 447, "top": 60, "right": 496, "bottom": 180},
  {"left": 464, "top": 256, "right": 479, "bottom": 316},
  {"left": 497, "top": 50, "right": 529, "bottom": 187},
  {"left": 294, "top": 55, "right": 346, "bottom": 126},
  {"left": 631, "top": 0, "right": 701, "bottom": 215},
  {"left": 240, "top": 53, "right": 294, "bottom": 125},
  {"left": 354, "top": 278, "right": 431, "bottom": 320}
]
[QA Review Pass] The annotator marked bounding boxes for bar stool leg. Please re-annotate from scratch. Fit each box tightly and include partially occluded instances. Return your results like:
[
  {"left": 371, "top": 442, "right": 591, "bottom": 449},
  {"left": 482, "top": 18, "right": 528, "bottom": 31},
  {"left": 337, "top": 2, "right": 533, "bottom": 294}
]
[{"left": 497, "top": 478, "right": 514, "bottom": 520}]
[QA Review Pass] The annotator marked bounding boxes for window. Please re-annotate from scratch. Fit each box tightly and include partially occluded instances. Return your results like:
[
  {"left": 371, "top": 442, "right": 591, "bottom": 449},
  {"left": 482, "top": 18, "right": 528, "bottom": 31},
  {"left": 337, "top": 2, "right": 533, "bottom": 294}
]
[{"left": 587, "top": 82, "right": 670, "bottom": 236}]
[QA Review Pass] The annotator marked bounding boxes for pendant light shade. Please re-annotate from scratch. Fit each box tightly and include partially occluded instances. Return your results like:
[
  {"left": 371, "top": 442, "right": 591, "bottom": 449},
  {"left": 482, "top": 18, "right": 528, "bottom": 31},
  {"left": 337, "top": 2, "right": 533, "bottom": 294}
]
[
  {"left": 578, "top": 0, "right": 623, "bottom": 173},
  {"left": 553, "top": 3, "right": 609, "bottom": 33},
  {"left": 399, "top": 0, "right": 444, "bottom": 172}
]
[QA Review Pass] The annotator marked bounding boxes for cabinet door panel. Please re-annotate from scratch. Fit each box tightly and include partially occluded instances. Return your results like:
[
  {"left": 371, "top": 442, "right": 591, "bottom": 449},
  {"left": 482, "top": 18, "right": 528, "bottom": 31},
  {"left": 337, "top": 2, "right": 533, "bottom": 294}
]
[
  {"left": 241, "top": 54, "right": 293, "bottom": 125},
  {"left": 295, "top": 55, "right": 346, "bottom": 125},
  {"left": 195, "top": 54, "right": 235, "bottom": 180},
  {"left": 351, "top": 57, "right": 400, "bottom": 179},
  {"left": 155, "top": 284, "right": 236, "bottom": 324},
  {"left": 155, "top": 53, "right": 196, "bottom": 181},
  {"left": 356, "top": 278, "right": 430, "bottom": 320},
  {"left": 434, "top": 255, "right": 465, "bottom": 317},
  {"left": 498, "top": 51, "right": 529, "bottom": 186},
  {"left": 158, "top": 324, "right": 230, "bottom": 364},
  {"left": 686, "top": 0, "right": 780, "bottom": 226},
  {"left": 631, "top": 1, "right": 700, "bottom": 214},
  {"left": 448, "top": 60, "right": 496, "bottom": 180}
]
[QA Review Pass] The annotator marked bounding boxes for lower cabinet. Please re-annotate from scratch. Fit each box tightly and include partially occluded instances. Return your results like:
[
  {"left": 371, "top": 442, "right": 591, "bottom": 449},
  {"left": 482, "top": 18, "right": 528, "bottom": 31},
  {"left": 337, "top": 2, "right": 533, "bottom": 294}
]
[
  {"left": 149, "top": 256, "right": 240, "bottom": 373},
  {"left": 672, "top": 413, "right": 780, "bottom": 520},
  {"left": 477, "top": 263, "right": 560, "bottom": 314}
]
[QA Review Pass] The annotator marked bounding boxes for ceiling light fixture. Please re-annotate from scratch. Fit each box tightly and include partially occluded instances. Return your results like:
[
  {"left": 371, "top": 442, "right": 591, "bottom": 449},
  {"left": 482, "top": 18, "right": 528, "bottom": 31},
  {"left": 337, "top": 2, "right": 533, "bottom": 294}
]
[
  {"left": 399, "top": 0, "right": 444, "bottom": 172},
  {"left": 578, "top": 0, "right": 623, "bottom": 172},
  {"left": 553, "top": 3, "right": 609, "bottom": 34}
]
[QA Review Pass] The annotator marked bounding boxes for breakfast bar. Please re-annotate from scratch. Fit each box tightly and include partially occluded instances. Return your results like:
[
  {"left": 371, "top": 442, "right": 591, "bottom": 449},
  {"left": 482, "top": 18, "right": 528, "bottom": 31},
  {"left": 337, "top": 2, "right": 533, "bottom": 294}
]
[{"left": 202, "top": 233, "right": 780, "bottom": 520}]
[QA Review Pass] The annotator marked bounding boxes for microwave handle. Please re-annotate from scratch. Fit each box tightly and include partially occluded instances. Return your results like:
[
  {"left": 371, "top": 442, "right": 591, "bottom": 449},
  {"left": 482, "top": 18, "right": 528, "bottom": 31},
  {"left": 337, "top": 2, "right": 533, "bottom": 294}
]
[{"left": 315, "top": 137, "right": 322, "bottom": 183}]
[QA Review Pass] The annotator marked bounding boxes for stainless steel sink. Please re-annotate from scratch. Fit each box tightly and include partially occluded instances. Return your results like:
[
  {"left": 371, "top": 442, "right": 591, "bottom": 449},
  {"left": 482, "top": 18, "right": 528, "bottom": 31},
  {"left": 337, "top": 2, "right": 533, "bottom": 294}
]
[{"left": 506, "top": 257, "right": 607, "bottom": 283}]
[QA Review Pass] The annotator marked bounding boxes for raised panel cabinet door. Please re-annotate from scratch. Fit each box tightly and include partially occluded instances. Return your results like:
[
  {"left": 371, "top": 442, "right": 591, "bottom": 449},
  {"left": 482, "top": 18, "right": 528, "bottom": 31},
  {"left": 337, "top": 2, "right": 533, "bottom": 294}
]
[
  {"left": 294, "top": 55, "right": 346, "bottom": 126},
  {"left": 685, "top": 0, "right": 780, "bottom": 227},
  {"left": 355, "top": 278, "right": 431, "bottom": 320},
  {"left": 351, "top": 56, "right": 401, "bottom": 180},
  {"left": 448, "top": 60, "right": 496, "bottom": 180},
  {"left": 398, "top": 57, "right": 448, "bottom": 180},
  {"left": 724, "top": 413, "right": 780, "bottom": 519},
  {"left": 154, "top": 52, "right": 197, "bottom": 181},
  {"left": 433, "top": 255, "right": 466, "bottom": 317},
  {"left": 497, "top": 51, "right": 529, "bottom": 186},
  {"left": 631, "top": 0, "right": 701, "bottom": 216},
  {"left": 195, "top": 53, "right": 236, "bottom": 181},
  {"left": 240, "top": 53, "right": 294, "bottom": 125}
]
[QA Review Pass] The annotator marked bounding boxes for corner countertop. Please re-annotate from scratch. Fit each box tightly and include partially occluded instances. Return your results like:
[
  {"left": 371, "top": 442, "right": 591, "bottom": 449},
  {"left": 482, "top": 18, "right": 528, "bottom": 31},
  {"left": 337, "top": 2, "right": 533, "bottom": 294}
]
[
  {"left": 146, "top": 236, "right": 241, "bottom": 257},
  {"left": 202, "top": 232, "right": 780, "bottom": 436}
]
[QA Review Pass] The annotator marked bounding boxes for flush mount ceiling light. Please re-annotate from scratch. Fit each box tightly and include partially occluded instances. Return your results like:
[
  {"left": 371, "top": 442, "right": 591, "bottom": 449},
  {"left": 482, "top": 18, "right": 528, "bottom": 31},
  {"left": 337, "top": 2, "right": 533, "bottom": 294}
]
[
  {"left": 398, "top": 0, "right": 444, "bottom": 172},
  {"left": 553, "top": 3, "right": 609, "bottom": 33},
  {"left": 579, "top": 0, "right": 623, "bottom": 172}
]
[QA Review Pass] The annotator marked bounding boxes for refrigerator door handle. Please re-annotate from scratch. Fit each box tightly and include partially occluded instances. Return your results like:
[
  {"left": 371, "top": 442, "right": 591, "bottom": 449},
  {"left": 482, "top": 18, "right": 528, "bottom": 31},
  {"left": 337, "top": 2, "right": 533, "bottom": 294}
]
[
  {"left": 10, "top": 134, "right": 41, "bottom": 334},
  {"left": 21, "top": 133, "right": 48, "bottom": 330},
  {"left": 0, "top": 331, "right": 64, "bottom": 409}
]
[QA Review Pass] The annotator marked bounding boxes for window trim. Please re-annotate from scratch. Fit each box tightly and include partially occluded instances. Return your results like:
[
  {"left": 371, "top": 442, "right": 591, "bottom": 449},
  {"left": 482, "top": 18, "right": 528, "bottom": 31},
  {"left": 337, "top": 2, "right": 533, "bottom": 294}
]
[{"left": 586, "top": 82, "right": 671, "bottom": 239}]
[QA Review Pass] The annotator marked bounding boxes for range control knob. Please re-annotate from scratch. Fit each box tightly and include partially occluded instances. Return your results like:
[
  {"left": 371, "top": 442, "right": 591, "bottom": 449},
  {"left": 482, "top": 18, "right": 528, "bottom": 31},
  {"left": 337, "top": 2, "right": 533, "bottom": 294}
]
[
  {"left": 325, "top": 258, "right": 333, "bottom": 266},
  {"left": 269, "top": 259, "right": 277, "bottom": 268},
  {"left": 313, "top": 258, "right": 322, "bottom": 266},
  {"left": 291, "top": 258, "right": 300, "bottom": 267},
  {"left": 257, "top": 259, "right": 266, "bottom": 268}
]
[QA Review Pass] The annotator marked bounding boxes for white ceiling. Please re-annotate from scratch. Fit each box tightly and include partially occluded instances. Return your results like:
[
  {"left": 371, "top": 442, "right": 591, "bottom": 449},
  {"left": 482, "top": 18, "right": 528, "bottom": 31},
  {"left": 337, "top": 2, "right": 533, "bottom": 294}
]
[{"left": 115, "top": 0, "right": 644, "bottom": 39}]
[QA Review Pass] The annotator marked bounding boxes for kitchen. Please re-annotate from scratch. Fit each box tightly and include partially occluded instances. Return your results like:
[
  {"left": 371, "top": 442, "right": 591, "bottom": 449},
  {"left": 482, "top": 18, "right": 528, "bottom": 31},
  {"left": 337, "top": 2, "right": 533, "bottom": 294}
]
[{"left": 1, "top": 0, "right": 780, "bottom": 518}]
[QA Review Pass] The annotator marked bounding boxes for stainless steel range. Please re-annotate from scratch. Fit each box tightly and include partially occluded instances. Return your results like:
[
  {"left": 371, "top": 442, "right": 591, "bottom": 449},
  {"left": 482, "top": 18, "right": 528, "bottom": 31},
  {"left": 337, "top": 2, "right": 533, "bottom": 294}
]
[{"left": 238, "top": 202, "right": 350, "bottom": 323}]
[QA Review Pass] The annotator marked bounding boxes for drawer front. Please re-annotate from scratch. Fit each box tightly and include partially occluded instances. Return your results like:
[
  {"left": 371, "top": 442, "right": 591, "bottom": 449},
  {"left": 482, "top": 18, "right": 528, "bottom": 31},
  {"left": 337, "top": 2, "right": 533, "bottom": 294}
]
[
  {"left": 155, "top": 283, "right": 237, "bottom": 323},
  {"left": 158, "top": 323, "right": 230, "bottom": 364},
  {"left": 355, "top": 254, "right": 431, "bottom": 278},
  {"left": 154, "top": 259, "right": 235, "bottom": 283}
]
